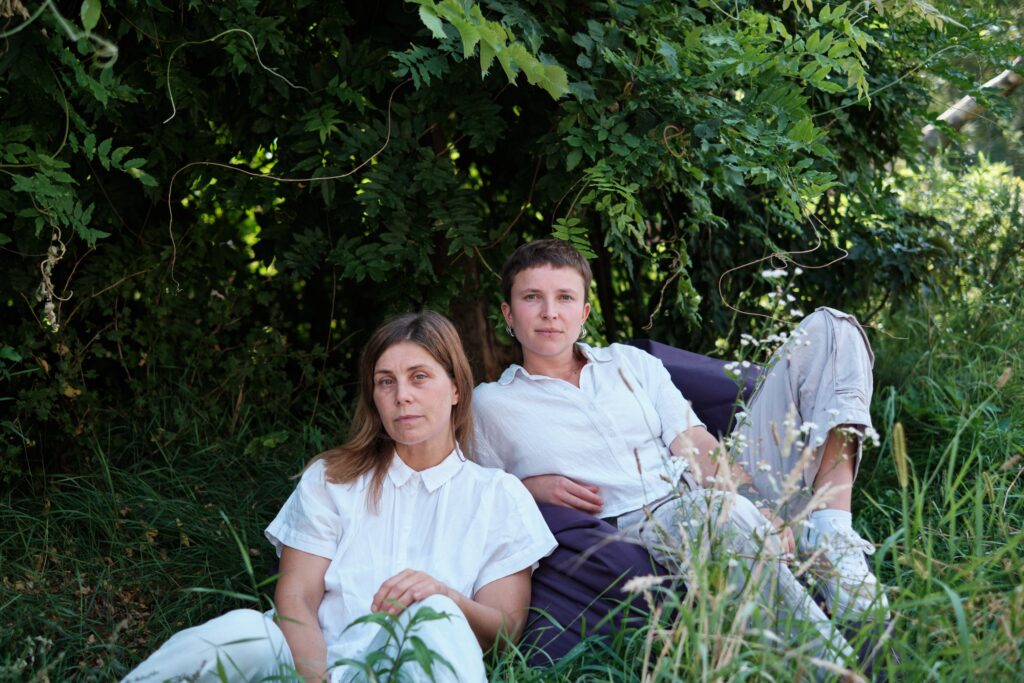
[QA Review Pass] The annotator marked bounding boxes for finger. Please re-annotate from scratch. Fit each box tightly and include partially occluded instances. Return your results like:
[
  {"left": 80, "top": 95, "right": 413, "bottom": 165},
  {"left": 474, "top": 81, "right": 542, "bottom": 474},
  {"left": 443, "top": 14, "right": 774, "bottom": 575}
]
[
  {"left": 378, "top": 583, "right": 416, "bottom": 615},
  {"left": 372, "top": 570, "right": 418, "bottom": 611},
  {"left": 410, "top": 581, "right": 446, "bottom": 604},
  {"left": 563, "top": 491, "right": 603, "bottom": 514},
  {"left": 567, "top": 481, "right": 604, "bottom": 506},
  {"left": 775, "top": 527, "right": 794, "bottom": 554},
  {"left": 383, "top": 586, "right": 423, "bottom": 616}
]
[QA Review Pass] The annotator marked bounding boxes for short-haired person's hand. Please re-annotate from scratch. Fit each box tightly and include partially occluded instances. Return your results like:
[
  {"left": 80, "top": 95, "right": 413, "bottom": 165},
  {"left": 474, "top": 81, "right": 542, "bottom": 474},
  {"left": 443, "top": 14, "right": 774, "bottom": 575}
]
[
  {"left": 758, "top": 508, "right": 796, "bottom": 555},
  {"left": 371, "top": 569, "right": 451, "bottom": 616},
  {"left": 522, "top": 475, "right": 603, "bottom": 515}
]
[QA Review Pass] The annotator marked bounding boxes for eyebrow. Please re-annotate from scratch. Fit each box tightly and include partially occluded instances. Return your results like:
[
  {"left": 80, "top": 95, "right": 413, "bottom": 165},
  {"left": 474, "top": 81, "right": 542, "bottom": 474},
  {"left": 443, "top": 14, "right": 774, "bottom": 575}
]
[
  {"left": 520, "top": 287, "right": 579, "bottom": 294},
  {"left": 374, "top": 364, "right": 432, "bottom": 375}
]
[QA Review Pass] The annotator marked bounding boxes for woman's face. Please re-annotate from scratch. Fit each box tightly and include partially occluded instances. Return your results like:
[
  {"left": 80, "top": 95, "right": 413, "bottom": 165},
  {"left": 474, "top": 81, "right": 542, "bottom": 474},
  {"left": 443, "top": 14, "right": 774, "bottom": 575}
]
[
  {"left": 502, "top": 265, "right": 590, "bottom": 363},
  {"left": 372, "top": 341, "right": 458, "bottom": 457}
]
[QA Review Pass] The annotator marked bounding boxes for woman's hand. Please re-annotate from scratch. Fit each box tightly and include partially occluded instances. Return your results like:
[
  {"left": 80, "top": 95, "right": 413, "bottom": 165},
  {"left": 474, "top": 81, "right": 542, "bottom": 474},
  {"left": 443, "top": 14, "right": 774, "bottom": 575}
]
[
  {"left": 759, "top": 508, "right": 796, "bottom": 554},
  {"left": 521, "top": 474, "right": 603, "bottom": 514},
  {"left": 371, "top": 569, "right": 451, "bottom": 615}
]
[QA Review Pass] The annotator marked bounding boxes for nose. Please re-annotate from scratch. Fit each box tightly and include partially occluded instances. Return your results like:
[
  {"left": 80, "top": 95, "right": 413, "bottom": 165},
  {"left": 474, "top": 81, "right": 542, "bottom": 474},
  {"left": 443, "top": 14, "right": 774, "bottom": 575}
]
[
  {"left": 540, "top": 297, "right": 556, "bottom": 319},
  {"left": 394, "top": 379, "right": 413, "bottom": 404}
]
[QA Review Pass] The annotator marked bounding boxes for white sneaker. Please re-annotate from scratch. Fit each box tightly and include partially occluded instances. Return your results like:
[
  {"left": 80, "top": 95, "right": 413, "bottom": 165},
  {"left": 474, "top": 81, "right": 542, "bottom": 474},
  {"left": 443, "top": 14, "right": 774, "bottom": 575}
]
[{"left": 800, "top": 519, "right": 890, "bottom": 621}]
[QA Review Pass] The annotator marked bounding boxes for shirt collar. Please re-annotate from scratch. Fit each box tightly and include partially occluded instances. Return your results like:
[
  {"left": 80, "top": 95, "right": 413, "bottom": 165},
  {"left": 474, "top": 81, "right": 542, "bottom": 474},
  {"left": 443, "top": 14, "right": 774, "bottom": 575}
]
[
  {"left": 497, "top": 343, "right": 612, "bottom": 385},
  {"left": 387, "top": 447, "right": 465, "bottom": 492}
]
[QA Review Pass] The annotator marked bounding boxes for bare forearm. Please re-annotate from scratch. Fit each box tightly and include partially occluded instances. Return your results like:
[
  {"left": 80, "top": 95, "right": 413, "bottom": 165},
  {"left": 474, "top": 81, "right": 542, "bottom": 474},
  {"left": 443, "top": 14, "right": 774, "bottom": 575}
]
[
  {"left": 671, "top": 428, "right": 755, "bottom": 491},
  {"left": 448, "top": 590, "right": 525, "bottom": 651},
  {"left": 276, "top": 596, "right": 328, "bottom": 681}
]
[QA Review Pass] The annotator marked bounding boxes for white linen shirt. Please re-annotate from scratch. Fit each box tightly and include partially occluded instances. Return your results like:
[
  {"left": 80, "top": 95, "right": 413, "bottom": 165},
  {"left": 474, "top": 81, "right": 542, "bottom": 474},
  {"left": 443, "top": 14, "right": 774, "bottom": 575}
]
[
  {"left": 264, "top": 449, "right": 556, "bottom": 671},
  {"left": 473, "top": 343, "right": 705, "bottom": 518}
]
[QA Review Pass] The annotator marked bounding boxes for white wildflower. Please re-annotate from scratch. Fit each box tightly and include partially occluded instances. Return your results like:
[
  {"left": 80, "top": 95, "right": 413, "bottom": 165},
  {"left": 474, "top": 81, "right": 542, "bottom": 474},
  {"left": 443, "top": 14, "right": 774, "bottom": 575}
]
[{"left": 761, "top": 268, "right": 787, "bottom": 279}]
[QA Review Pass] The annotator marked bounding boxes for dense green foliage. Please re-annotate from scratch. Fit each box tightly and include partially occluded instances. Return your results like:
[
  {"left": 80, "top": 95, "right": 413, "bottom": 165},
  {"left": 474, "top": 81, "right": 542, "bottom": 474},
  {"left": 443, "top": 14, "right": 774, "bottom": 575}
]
[{"left": 2, "top": 0, "right": 1018, "bottom": 482}]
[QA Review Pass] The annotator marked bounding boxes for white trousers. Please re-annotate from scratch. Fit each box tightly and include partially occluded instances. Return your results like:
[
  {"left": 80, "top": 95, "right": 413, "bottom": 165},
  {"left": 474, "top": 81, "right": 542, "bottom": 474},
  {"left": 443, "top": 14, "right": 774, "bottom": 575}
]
[{"left": 122, "top": 595, "right": 486, "bottom": 682}]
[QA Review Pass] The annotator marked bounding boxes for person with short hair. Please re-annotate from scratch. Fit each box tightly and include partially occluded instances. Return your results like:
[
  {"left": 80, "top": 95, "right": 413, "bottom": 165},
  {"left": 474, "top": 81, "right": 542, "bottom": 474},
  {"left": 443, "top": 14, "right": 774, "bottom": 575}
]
[
  {"left": 123, "top": 310, "right": 556, "bottom": 683},
  {"left": 474, "top": 239, "right": 888, "bottom": 670}
]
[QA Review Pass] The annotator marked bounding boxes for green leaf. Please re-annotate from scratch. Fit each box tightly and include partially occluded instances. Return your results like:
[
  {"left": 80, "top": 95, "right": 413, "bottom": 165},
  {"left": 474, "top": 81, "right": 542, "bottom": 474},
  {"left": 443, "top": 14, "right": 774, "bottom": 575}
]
[
  {"left": 806, "top": 30, "right": 821, "bottom": 54},
  {"left": 111, "top": 146, "right": 131, "bottom": 166},
  {"left": 97, "top": 138, "right": 113, "bottom": 169},
  {"left": 0, "top": 347, "right": 22, "bottom": 363},
  {"left": 566, "top": 148, "right": 582, "bottom": 171},
  {"left": 479, "top": 38, "right": 495, "bottom": 75},
  {"left": 418, "top": 5, "right": 446, "bottom": 40},
  {"left": 81, "top": 0, "right": 101, "bottom": 32},
  {"left": 77, "top": 224, "right": 111, "bottom": 246},
  {"left": 569, "top": 82, "right": 596, "bottom": 101},
  {"left": 787, "top": 117, "right": 818, "bottom": 144}
]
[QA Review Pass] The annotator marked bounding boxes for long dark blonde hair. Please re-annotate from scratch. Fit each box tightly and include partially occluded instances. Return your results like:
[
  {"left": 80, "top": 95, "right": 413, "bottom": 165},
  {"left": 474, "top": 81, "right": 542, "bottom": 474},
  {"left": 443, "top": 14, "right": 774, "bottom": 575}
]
[{"left": 314, "top": 310, "right": 475, "bottom": 510}]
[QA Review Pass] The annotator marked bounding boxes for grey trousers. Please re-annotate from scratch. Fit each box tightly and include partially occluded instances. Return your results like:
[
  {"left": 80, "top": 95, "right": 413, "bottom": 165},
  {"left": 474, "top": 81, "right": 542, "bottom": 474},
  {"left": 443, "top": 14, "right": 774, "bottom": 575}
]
[
  {"left": 617, "top": 491, "right": 855, "bottom": 675},
  {"left": 732, "top": 307, "right": 875, "bottom": 519}
]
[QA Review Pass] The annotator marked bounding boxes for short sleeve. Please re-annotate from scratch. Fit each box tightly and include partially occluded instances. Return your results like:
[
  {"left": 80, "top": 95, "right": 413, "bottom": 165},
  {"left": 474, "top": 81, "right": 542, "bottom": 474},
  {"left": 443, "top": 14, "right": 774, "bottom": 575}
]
[
  {"left": 472, "top": 474, "right": 557, "bottom": 594},
  {"left": 620, "top": 345, "right": 704, "bottom": 445},
  {"left": 265, "top": 459, "right": 341, "bottom": 560}
]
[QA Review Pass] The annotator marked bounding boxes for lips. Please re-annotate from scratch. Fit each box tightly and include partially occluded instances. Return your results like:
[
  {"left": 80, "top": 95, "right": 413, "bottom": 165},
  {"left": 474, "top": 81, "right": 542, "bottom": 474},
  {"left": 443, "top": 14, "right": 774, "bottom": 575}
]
[
  {"left": 395, "top": 415, "right": 421, "bottom": 423},
  {"left": 536, "top": 329, "right": 563, "bottom": 335}
]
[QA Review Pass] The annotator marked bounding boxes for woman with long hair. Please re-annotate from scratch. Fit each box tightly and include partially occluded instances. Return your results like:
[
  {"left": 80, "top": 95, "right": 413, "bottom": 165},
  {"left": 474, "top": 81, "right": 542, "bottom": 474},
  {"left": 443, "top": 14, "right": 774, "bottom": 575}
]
[{"left": 124, "top": 310, "right": 555, "bottom": 682}]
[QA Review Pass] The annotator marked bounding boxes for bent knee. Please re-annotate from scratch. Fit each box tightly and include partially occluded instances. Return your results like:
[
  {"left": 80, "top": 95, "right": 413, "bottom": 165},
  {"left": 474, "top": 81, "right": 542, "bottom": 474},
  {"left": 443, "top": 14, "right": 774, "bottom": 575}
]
[
  {"left": 801, "top": 308, "right": 873, "bottom": 363},
  {"left": 410, "top": 594, "right": 464, "bottom": 619}
]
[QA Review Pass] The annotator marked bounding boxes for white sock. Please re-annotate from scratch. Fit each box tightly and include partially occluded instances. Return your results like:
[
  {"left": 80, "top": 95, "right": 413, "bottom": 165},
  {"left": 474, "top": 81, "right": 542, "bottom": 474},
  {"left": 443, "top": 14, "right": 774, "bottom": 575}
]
[{"left": 807, "top": 509, "right": 853, "bottom": 542}]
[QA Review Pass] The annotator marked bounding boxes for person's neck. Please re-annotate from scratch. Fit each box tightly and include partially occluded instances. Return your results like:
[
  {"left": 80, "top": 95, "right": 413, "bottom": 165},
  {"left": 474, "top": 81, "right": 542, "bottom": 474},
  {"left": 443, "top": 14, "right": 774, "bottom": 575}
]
[
  {"left": 523, "top": 348, "right": 585, "bottom": 384},
  {"left": 395, "top": 440, "right": 455, "bottom": 471}
]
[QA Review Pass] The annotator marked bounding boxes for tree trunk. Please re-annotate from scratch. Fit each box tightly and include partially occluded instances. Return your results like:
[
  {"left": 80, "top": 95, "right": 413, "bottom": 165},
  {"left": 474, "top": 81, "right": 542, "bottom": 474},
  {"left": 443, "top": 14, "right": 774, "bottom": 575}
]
[
  {"left": 448, "top": 255, "right": 514, "bottom": 383},
  {"left": 922, "top": 57, "right": 1024, "bottom": 152}
]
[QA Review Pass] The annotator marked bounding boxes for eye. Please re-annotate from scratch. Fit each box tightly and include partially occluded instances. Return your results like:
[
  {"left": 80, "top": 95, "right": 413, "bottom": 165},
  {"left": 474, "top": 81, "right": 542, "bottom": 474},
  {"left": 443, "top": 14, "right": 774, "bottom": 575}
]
[
  {"left": 524, "top": 293, "right": 538, "bottom": 301},
  {"left": 413, "top": 372, "right": 429, "bottom": 381},
  {"left": 560, "top": 294, "right": 574, "bottom": 301},
  {"left": 376, "top": 377, "right": 394, "bottom": 387}
]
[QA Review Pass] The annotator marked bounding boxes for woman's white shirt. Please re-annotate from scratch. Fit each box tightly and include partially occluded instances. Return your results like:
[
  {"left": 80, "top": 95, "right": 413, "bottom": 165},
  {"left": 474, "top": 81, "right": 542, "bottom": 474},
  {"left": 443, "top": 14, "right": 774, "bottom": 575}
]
[
  {"left": 264, "top": 449, "right": 556, "bottom": 667},
  {"left": 473, "top": 342, "right": 705, "bottom": 517}
]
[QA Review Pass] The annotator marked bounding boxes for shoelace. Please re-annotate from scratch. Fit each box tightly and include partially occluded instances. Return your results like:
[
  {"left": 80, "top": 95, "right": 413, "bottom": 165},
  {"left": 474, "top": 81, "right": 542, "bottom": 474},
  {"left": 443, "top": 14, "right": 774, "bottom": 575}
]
[
  {"left": 827, "top": 522, "right": 876, "bottom": 556},
  {"left": 823, "top": 523, "right": 877, "bottom": 584}
]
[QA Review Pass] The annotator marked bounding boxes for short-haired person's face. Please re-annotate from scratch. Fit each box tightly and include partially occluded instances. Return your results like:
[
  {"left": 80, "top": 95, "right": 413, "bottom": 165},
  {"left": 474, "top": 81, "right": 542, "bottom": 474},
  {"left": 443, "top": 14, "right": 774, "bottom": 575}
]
[
  {"left": 373, "top": 341, "right": 458, "bottom": 460},
  {"left": 502, "top": 265, "right": 590, "bottom": 364}
]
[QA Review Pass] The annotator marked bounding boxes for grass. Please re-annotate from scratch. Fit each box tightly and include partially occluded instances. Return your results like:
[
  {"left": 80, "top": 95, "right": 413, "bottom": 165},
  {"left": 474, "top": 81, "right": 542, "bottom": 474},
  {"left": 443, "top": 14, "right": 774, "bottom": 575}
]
[{"left": 1, "top": 286, "right": 1022, "bottom": 681}]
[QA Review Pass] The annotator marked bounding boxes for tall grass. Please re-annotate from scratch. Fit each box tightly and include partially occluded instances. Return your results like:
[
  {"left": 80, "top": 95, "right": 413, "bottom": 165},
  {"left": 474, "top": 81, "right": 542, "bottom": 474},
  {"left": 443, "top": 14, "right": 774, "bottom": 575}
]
[
  {"left": 2, "top": 287, "right": 1022, "bottom": 681},
  {"left": 0, "top": 394, "right": 347, "bottom": 681}
]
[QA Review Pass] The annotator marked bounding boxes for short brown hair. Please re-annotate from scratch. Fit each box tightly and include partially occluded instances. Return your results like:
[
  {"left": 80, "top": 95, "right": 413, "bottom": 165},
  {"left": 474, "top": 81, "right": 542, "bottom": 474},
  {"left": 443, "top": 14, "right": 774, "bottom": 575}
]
[
  {"left": 500, "top": 239, "right": 593, "bottom": 302},
  {"left": 314, "top": 310, "right": 475, "bottom": 510}
]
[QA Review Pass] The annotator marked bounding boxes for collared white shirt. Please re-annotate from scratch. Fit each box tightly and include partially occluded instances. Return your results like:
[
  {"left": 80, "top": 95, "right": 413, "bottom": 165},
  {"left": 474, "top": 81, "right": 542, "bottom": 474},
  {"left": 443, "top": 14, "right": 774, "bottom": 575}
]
[
  {"left": 474, "top": 343, "right": 705, "bottom": 517},
  {"left": 264, "top": 448, "right": 556, "bottom": 670}
]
